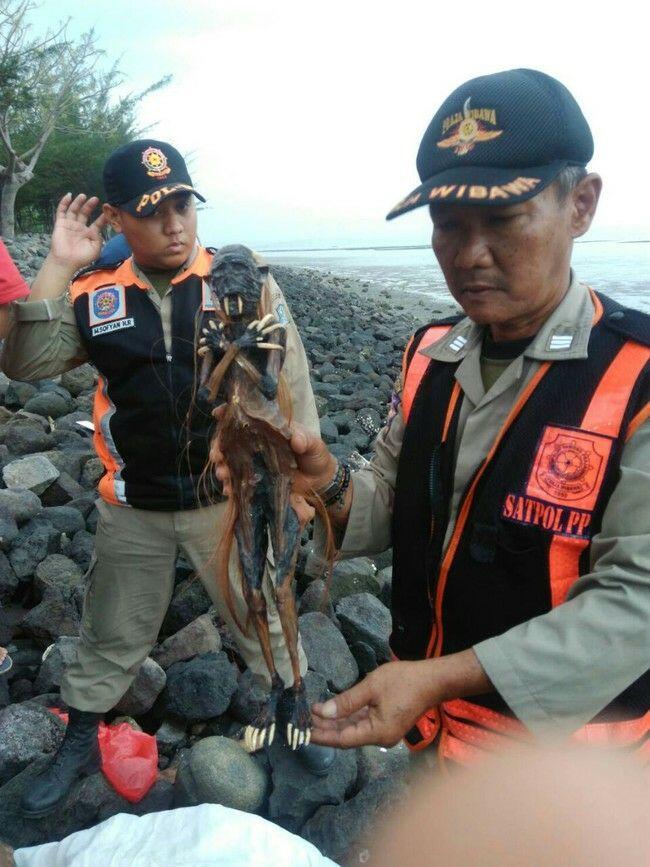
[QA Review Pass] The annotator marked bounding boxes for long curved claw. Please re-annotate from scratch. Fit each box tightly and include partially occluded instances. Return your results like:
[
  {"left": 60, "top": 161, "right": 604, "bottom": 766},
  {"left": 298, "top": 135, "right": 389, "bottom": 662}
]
[
  {"left": 247, "top": 319, "right": 260, "bottom": 331},
  {"left": 257, "top": 342, "right": 284, "bottom": 350},
  {"left": 261, "top": 323, "right": 285, "bottom": 335},
  {"left": 197, "top": 346, "right": 211, "bottom": 357},
  {"left": 209, "top": 320, "right": 218, "bottom": 330},
  {"left": 256, "top": 313, "right": 276, "bottom": 330},
  {"left": 245, "top": 724, "right": 275, "bottom": 752}
]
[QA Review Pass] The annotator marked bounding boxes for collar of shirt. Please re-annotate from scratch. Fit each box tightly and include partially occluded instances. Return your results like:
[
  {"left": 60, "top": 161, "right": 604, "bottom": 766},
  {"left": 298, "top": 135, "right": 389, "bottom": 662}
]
[{"left": 419, "top": 273, "right": 597, "bottom": 365}]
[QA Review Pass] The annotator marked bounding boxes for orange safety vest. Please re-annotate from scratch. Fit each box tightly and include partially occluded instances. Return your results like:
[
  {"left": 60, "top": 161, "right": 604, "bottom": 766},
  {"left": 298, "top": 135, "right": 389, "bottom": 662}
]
[{"left": 392, "top": 293, "right": 650, "bottom": 766}]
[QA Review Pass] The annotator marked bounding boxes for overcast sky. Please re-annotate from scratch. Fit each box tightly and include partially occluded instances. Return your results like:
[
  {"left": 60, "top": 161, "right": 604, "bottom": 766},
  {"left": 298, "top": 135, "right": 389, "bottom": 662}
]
[{"left": 37, "top": 0, "right": 649, "bottom": 248}]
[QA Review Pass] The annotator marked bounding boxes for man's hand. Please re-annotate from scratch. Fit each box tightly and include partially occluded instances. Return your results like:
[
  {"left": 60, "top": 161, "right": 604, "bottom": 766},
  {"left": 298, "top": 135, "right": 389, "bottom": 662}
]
[
  {"left": 310, "top": 651, "right": 493, "bottom": 748},
  {"left": 310, "top": 660, "right": 438, "bottom": 748},
  {"left": 210, "top": 411, "right": 338, "bottom": 496},
  {"left": 49, "top": 193, "right": 108, "bottom": 271}
]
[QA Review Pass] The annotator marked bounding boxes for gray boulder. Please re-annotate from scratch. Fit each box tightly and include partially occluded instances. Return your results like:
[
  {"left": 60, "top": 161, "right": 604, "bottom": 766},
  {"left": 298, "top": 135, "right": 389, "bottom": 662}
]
[
  {"left": 33, "top": 554, "right": 84, "bottom": 597},
  {"left": 3, "top": 380, "right": 37, "bottom": 409},
  {"left": 174, "top": 736, "right": 268, "bottom": 812},
  {"left": 8, "top": 521, "right": 60, "bottom": 579},
  {"left": 164, "top": 651, "right": 238, "bottom": 722},
  {"left": 155, "top": 718, "right": 187, "bottom": 756},
  {"left": 40, "top": 471, "right": 86, "bottom": 506},
  {"left": 114, "top": 657, "right": 166, "bottom": 716},
  {"left": 61, "top": 364, "right": 97, "bottom": 397},
  {"left": 21, "top": 583, "right": 82, "bottom": 643},
  {"left": 3, "top": 423, "right": 53, "bottom": 456},
  {"left": 2, "top": 454, "right": 59, "bottom": 495},
  {"left": 0, "top": 551, "right": 18, "bottom": 603},
  {"left": 301, "top": 774, "right": 408, "bottom": 863},
  {"left": 37, "top": 506, "right": 85, "bottom": 535},
  {"left": 267, "top": 737, "right": 357, "bottom": 833},
  {"left": 298, "top": 578, "right": 336, "bottom": 621},
  {"left": 0, "top": 703, "right": 65, "bottom": 785},
  {"left": 81, "top": 457, "right": 104, "bottom": 488},
  {"left": 299, "top": 611, "right": 359, "bottom": 692},
  {"left": 152, "top": 612, "right": 221, "bottom": 669},
  {"left": 329, "top": 558, "right": 380, "bottom": 604},
  {"left": 23, "top": 392, "right": 71, "bottom": 419},
  {"left": 0, "top": 488, "right": 42, "bottom": 523},
  {"left": 33, "top": 636, "right": 80, "bottom": 694},
  {"left": 335, "top": 593, "right": 392, "bottom": 662},
  {"left": 162, "top": 574, "right": 212, "bottom": 635},
  {"left": 68, "top": 529, "right": 95, "bottom": 571},
  {"left": 0, "top": 506, "right": 18, "bottom": 552}
]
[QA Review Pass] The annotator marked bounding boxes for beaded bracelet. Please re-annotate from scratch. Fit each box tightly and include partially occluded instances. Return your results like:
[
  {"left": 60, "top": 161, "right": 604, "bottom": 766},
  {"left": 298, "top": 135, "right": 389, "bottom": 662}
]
[{"left": 319, "top": 461, "right": 351, "bottom": 508}]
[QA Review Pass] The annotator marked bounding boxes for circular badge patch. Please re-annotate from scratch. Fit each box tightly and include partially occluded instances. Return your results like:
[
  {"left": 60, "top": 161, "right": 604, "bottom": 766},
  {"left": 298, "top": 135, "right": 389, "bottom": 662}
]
[
  {"left": 93, "top": 288, "right": 120, "bottom": 320},
  {"left": 141, "top": 146, "right": 171, "bottom": 179}
]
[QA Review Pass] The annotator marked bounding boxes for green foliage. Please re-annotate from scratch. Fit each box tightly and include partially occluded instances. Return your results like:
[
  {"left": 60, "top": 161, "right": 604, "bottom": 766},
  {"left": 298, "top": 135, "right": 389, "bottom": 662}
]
[
  {"left": 0, "top": 1, "right": 170, "bottom": 233},
  {"left": 15, "top": 70, "right": 171, "bottom": 232}
]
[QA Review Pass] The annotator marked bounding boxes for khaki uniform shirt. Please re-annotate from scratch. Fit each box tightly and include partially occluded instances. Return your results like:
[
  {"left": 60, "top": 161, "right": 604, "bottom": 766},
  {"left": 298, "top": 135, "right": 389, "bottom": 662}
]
[
  {"left": 340, "top": 276, "right": 650, "bottom": 737},
  {"left": 1, "top": 247, "right": 319, "bottom": 437}
]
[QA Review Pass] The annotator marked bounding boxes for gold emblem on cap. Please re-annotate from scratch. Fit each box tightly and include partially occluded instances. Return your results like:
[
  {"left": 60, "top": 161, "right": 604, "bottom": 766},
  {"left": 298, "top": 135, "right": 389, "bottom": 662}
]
[
  {"left": 437, "top": 98, "right": 503, "bottom": 156},
  {"left": 141, "top": 146, "right": 172, "bottom": 179}
]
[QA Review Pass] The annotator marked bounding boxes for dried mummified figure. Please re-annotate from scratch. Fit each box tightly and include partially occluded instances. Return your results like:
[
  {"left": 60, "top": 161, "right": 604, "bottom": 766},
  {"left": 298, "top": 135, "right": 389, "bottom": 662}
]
[{"left": 198, "top": 245, "right": 332, "bottom": 752}]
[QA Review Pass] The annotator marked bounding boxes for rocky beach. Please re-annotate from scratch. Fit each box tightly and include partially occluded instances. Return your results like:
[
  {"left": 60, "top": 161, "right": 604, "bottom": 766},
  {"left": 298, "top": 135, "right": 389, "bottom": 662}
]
[{"left": 0, "top": 234, "right": 458, "bottom": 861}]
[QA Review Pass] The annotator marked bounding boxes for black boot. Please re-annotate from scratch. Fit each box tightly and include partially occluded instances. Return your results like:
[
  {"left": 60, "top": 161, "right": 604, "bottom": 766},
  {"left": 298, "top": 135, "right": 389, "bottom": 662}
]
[{"left": 20, "top": 708, "right": 102, "bottom": 819}]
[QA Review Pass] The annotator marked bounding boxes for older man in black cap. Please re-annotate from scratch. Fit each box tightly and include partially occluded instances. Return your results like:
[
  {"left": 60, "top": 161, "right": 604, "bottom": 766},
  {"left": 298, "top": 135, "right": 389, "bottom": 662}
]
[
  {"left": 2, "top": 139, "right": 334, "bottom": 817},
  {"left": 236, "top": 69, "right": 650, "bottom": 767}
]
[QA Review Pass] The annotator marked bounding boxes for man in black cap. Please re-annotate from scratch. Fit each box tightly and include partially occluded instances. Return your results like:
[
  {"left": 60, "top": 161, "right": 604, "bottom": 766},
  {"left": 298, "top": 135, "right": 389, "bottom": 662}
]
[
  {"left": 2, "top": 139, "right": 334, "bottom": 817},
  {"left": 226, "top": 69, "right": 650, "bottom": 765}
]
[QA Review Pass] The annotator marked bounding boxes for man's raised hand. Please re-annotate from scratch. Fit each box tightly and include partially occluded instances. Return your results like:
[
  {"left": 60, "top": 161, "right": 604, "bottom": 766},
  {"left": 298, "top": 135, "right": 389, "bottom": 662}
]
[{"left": 49, "top": 193, "right": 108, "bottom": 271}]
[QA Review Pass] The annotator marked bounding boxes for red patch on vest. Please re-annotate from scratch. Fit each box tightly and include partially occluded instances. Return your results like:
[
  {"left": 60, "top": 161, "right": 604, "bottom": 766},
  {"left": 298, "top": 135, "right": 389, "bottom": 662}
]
[{"left": 525, "top": 425, "right": 613, "bottom": 512}]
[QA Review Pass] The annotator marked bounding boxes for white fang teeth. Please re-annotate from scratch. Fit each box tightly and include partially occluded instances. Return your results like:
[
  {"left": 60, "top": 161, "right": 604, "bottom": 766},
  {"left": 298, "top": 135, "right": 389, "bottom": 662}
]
[
  {"left": 224, "top": 298, "right": 230, "bottom": 316},
  {"left": 238, "top": 296, "right": 243, "bottom": 314}
]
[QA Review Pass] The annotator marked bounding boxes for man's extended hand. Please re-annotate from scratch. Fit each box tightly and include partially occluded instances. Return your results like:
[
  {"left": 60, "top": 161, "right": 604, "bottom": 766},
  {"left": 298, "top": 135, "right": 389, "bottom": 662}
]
[
  {"left": 49, "top": 193, "right": 108, "bottom": 271},
  {"left": 310, "top": 660, "right": 437, "bottom": 748},
  {"left": 310, "top": 651, "right": 493, "bottom": 748}
]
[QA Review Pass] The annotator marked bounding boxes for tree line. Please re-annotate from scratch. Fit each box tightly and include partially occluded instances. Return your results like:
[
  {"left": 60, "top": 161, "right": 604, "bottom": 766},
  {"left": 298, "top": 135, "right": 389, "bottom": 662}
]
[{"left": 0, "top": 0, "right": 169, "bottom": 239}]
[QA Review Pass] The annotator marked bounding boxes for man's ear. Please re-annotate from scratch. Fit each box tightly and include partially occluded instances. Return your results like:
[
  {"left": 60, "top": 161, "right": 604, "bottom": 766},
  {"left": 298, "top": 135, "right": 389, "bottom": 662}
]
[
  {"left": 571, "top": 173, "right": 602, "bottom": 239},
  {"left": 102, "top": 203, "right": 123, "bottom": 234}
]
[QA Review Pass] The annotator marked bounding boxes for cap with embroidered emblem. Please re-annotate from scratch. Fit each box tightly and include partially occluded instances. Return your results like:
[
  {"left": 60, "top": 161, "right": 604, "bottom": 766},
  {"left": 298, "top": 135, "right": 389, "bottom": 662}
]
[
  {"left": 386, "top": 68, "right": 593, "bottom": 220},
  {"left": 103, "top": 139, "right": 206, "bottom": 218}
]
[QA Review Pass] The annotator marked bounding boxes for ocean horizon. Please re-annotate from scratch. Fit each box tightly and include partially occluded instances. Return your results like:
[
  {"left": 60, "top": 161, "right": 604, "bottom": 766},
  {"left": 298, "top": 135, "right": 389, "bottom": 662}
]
[{"left": 265, "top": 240, "right": 650, "bottom": 313}]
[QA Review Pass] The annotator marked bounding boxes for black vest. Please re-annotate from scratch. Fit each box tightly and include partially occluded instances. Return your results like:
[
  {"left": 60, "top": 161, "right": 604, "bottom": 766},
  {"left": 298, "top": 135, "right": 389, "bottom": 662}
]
[
  {"left": 72, "top": 251, "right": 220, "bottom": 510},
  {"left": 391, "top": 294, "right": 650, "bottom": 721}
]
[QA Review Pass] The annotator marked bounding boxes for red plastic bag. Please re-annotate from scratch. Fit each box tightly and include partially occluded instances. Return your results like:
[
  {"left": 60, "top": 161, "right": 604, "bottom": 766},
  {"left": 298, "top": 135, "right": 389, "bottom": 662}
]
[{"left": 50, "top": 710, "right": 158, "bottom": 803}]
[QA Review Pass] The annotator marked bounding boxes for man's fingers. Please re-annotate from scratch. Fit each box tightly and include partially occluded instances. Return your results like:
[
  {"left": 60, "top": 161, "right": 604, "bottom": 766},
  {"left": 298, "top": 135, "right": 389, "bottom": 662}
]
[
  {"left": 312, "top": 675, "right": 376, "bottom": 721},
  {"left": 56, "top": 192, "right": 73, "bottom": 219},
  {"left": 66, "top": 193, "right": 89, "bottom": 219},
  {"left": 289, "top": 421, "right": 311, "bottom": 454},
  {"left": 310, "top": 716, "right": 377, "bottom": 749},
  {"left": 79, "top": 195, "right": 100, "bottom": 220}
]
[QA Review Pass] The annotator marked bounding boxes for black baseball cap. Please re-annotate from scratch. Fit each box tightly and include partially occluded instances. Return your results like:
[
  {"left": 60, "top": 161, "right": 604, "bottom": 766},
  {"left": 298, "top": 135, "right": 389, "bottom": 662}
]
[
  {"left": 103, "top": 139, "right": 206, "bottom": 217},
  {"left": 386, "top": 69, "right": 593, "bottom": 220}
]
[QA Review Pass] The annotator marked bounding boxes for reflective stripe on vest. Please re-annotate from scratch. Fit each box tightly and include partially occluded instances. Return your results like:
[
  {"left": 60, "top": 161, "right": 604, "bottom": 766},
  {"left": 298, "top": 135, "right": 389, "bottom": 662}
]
[
  {"left": 401, "top": 326, "right": 453, "bottom": 422},
  {"left": 399, "top": 326, "right": 650, "bottom": 761}
]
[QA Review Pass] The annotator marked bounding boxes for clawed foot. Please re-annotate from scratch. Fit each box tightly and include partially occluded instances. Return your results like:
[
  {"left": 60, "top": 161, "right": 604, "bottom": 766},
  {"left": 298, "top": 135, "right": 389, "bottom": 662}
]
[
  {"left": 244, "top": 676, "right": 284, "bottom": 753},
  {"left": 285, "top": 683, "right": 311, "bottom": 751},
  {"left": 244, "top": 715, "right": 276, "bottom": 752}
]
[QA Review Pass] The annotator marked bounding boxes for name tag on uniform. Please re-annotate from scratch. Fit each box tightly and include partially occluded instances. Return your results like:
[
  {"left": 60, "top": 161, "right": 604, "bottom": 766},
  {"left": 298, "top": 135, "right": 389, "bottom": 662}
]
[
  {"left": 88, "top": 285, "right": 134, "bottom": 337},
  {"left": 202, "top": 280, "right": 216, "bottom": 312}
]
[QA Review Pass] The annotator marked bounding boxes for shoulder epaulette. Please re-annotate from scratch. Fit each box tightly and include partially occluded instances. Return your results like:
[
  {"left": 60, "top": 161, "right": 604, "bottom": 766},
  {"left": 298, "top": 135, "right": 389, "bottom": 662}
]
[
  {"left": 405, "top": 313, "right": 464, "bottom": 367},
  {"left": 597, "top": 292, "right": 650, "bottom": 347}
]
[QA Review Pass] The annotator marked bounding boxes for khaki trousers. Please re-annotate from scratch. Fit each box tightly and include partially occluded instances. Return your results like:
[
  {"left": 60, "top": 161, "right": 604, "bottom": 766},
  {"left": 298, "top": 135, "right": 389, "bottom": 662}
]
[{"left": 61, "top": 498, "right": 307, "bottom": 712}]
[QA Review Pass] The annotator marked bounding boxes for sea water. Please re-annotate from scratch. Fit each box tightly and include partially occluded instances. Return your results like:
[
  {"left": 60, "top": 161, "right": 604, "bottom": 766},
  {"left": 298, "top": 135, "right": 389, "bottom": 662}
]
[{"left": 267, "top": 241, "right": 650, "bottom": 313}]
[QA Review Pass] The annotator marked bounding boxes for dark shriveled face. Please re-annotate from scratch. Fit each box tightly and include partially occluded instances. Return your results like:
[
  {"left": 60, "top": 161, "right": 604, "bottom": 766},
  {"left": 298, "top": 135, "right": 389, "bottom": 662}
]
[
  {"left": 207, "top": 244, "right": 267, "bottom": 322},
  {"left": 429, "top": 173, "right": 602, "bottom": 341}
]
